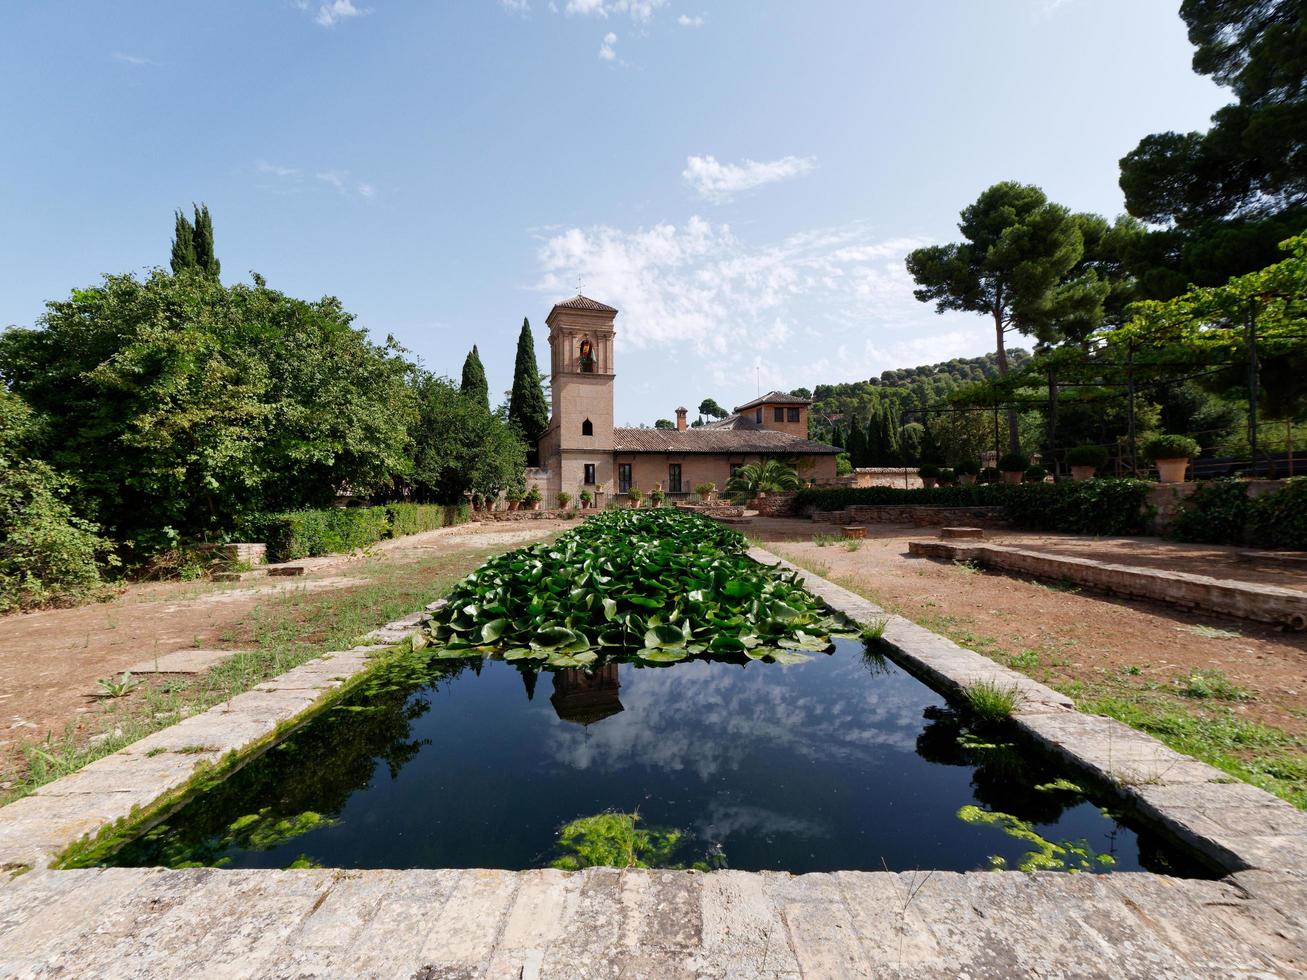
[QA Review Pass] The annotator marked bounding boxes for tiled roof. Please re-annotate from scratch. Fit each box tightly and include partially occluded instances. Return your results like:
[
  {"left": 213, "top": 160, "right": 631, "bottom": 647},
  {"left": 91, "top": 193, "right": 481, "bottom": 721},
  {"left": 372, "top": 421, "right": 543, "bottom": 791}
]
[
  {"left": 733, "top": 390, "right": 812, "bottom": 412},
  {"left": 613, "top": 427, "right": 838, "bottom": 455},
  {"left": 548, "top": 295, "right": 618, "bottom": 314}
]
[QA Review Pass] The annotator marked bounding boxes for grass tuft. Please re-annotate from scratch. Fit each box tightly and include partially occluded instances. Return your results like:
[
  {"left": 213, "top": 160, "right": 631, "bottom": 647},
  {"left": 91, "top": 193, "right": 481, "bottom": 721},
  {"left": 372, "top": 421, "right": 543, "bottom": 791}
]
[{"left": 963, "top": 680, "right": 1026, "bottom": 722}]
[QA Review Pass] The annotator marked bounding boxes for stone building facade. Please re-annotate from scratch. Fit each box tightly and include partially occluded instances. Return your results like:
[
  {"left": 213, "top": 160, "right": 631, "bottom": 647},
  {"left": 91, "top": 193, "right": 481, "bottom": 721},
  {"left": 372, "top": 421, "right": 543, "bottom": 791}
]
[{"left": 535, "top": 296, "right": 839, "bottom": 499}]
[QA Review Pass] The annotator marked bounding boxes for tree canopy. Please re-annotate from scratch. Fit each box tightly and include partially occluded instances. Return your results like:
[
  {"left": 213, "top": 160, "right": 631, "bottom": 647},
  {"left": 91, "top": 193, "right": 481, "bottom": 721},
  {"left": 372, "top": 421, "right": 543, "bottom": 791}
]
[
  {"left": 460, "top": 345, "right": 490, "bottom": 410},
  {"left": 409, "top": 374, "right": 525, "bottom": 502},
  {"left": 507, "top": 318, "right": 550, "bottom": 460},
  {"left": 697, "top": 398, "right": 728, "bottom": 420},
  {"left": 169, "top": 204, "right": 220, "bottom": 279}
]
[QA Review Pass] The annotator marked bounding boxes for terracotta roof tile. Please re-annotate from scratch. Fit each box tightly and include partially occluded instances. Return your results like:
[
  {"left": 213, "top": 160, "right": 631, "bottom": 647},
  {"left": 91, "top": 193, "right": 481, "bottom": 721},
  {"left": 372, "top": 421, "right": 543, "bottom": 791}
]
[
  {"left": 548, "top": 295, "right": 618, "bottom": 314},
  {"left": 733, "top": 390, "right": 812, "bottom": 412},
  {"left": 613, "top": 427, "right": 837, "bottom": 455}
]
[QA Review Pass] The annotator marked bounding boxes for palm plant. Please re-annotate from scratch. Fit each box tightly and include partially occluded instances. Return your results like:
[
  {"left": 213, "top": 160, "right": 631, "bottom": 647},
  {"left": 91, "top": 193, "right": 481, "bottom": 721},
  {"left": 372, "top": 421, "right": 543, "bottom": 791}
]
[{"left": 724, "top": 460, "right": 802, "bottom": 503}]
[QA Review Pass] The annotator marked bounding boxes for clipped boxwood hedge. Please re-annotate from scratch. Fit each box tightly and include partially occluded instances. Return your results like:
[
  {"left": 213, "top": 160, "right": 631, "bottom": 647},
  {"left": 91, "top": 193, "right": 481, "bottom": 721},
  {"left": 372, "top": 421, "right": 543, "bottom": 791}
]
[
  {"left": 1248, "top": 477, "right": 1307, "bottom": 551},
  {"left": 795, "top": 479, "right": 1153, "bottom": 536},
  {"left": 1167, "top": 479, "right": 1251, "bottom": 545},
  {"left": 246, "top": 502, "right": 471, "bottom": 562}
]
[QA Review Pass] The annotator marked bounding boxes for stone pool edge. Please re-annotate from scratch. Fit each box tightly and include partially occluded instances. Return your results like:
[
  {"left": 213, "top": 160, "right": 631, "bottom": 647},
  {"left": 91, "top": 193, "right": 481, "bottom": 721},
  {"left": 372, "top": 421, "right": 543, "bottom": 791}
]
[
  {"left": 3, "top": 548, "right": 1305, "bottom": 881},
  {"left": 748, "top": 545, "right": 1307, "bottom": 877}
]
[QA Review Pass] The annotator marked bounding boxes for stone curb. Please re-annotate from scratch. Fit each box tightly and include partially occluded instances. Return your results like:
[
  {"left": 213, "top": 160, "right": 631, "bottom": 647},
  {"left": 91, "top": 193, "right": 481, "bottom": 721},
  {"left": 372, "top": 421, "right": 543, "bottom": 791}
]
[
  {"left": 0, "top": 607, "right": 438, "bottom": 876},
  {"left": 907, "top": 539, "right": 1307, "bottom": 630},
  {"left": 749, "top": 546, "right": 1307, "bottom": 876}
]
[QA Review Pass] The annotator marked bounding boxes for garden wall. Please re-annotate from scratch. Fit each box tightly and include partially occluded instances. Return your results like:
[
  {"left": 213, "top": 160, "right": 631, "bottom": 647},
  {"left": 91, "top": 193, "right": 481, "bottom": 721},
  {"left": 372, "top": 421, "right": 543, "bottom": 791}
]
[{"left": 812, "top": 505, "right": 1008, "bottom": 527}]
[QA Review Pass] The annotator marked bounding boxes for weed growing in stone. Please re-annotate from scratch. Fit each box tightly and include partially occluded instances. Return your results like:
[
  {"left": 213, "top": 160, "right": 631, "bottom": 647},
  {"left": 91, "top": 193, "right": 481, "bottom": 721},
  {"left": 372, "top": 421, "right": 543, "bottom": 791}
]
[{"left": 963, "top": 680, "right": 1026, "bottom": 721}]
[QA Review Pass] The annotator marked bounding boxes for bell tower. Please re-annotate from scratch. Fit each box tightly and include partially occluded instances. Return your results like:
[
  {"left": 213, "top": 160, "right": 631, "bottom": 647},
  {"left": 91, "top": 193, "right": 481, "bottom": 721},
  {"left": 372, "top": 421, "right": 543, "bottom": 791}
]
[{"left": 542, "top": 295, "right": 618, "bottom": 493}]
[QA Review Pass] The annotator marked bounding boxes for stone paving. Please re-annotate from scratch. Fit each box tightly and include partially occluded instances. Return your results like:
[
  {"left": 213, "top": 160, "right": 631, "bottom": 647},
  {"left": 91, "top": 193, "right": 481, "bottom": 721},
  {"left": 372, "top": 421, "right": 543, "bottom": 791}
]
[{"left": 0, "top": 554, "right": 1304, "bottom": 976}]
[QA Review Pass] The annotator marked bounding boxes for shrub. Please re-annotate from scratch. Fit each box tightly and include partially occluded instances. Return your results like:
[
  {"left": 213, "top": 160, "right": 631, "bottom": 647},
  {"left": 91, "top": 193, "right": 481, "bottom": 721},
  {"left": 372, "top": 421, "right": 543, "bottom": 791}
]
[
  {"left": 1002, "top": 479, "right": 1152, "bottom": 535},
  {"left": 580, "top": 489, "right": 593, "bottom": 505},
  {"left": 953, "top": 460, "right": 981, "bottom": 476},
  {"left": 836, "top": 453, "right": 853, "bottom": 476},
  {"left": 557, "top": 491, "right": 572, "bottom": 510},
  {"left": 649, "top": 488, "right": 665, "bottom": 506},
  {"left": 524, "top": 486, "right": 542, "bottom": 506},
  {"left": 937, "top": 468, "right": 956, "bottom": 485},
  {"left": 694, "top": 482, "right": 715, "bottom": 500},
  {"left": 626, "top": 486, "right": 643, "bottom": 506},
  {"left": 998, "top": 452, "right": 1029, "bottom": 473},
  {"left": 1145, "top": 434, "right": 1200, "bottom": 462},
  {"left": 1247, "top": 477, "right": 1307, "bottom": 550},
  {"left": 384, "top": 503, "right": 469, "bottom": 538},
  {"left": 978, "top": 466, "right": 1002, "bottom": 485},
  {"left": 1168, "top": 479, "right": 1250, "bottom": 545},
  {"left": 1024, "top": 465, "right": 1047, "bottom": 483},
  {"left": 247, "top": 506, "right": 391, "bottom": 562},
  {"left": 917, "top": 463, "right": 940, "bottom": 479},
  {"left": 1066, "top": 444, "right": 1108, "bottom": 469}
]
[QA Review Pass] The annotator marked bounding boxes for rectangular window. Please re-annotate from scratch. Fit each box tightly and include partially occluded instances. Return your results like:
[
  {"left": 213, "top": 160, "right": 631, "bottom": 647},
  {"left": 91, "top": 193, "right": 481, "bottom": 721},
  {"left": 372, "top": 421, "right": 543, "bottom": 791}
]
[
  {"left": 755, "top": 409, "right": 763, "bottom": 423},
  {"left": 668, "top": 464, "right": 682, "bottom": 493},
  {"left": 773, "top": 407, "right": 785, "bottom": 422},
  {"left": 618, "top": 463, "right": 632, "bottom": 493},
  {"left": 584, "top": 463, "right": 596, "bottom": 486},
  {"left": 787, "top": 407, "right": 801, "bottom": 422}
]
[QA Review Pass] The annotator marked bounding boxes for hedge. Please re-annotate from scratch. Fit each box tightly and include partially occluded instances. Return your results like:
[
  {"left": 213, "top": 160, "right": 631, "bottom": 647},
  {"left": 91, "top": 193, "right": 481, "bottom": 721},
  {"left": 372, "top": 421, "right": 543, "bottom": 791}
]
[
  {"left": 1167, "top": 479, "right": 1250, "bottom": 545},
  {"left": 1247, "top": 478, "right": 1307, "bottom": 551},
  {"left": 246, "top": 502, "right": 471, "bottom": 562},
  {"left": 795, "top": 480, "right": 1153, "bottom": 536}
]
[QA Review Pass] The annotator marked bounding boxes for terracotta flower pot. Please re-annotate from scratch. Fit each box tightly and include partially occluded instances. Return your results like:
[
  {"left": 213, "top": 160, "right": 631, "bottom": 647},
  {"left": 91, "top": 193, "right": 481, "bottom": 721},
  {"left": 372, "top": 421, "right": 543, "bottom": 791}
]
[
  {"left": 508, "top": 501, "right": 520, "bottom": 511},
  {"left": 1001, "top": 470, "right": 1024, "bottom": 484},
  {"left": 1155, "top": 458, "right": 1189, "bottom": 483},
  {"left": 921, "top": 478, "right": 937, "bottom": 489},
  {"left": 1070, "top": 465, "right": 1097, "bottom": 481}
]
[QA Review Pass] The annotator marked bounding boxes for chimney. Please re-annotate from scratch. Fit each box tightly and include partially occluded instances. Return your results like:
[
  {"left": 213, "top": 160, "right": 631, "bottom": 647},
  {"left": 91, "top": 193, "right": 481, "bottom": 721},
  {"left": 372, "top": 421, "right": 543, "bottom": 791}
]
[{"left": 675, "top": 407, "right": 688, "bottom": 431}]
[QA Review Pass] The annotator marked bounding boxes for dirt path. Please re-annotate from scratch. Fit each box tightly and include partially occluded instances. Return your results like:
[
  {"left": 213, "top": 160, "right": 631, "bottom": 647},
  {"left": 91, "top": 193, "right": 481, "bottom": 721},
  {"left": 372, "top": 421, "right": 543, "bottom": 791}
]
[
  {"left": 752, "top": 519, "right": 1307, "bottom": 739},
  {"left": 0, "top": 520, "right": 569, "bottom": 781}
]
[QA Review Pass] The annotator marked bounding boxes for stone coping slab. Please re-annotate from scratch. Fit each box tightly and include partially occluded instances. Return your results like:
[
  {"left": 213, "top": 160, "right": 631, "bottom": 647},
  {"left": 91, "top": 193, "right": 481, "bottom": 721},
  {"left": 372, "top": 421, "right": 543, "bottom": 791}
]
[
  {"left": 748, "top": 546, "right": 1307, "bottom": 876},
  {"left": 0, "top": 866, "right": 1302, "bottom": 978},
  {"left": 124, "top": 648, "right": 247, "bottom": 675},
  {"left": 907, "top": 539, "right": 1307, "bottom": 631}
]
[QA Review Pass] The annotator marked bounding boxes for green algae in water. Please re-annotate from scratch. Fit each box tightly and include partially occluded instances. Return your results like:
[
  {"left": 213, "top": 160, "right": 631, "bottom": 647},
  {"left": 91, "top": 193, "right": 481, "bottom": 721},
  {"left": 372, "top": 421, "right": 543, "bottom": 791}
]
[
  {"left": 958, "top": 805, "right": 1117, "bottom": 873},
  {"left": 549, "top": 811, "right": 725, "bottom": 871}
]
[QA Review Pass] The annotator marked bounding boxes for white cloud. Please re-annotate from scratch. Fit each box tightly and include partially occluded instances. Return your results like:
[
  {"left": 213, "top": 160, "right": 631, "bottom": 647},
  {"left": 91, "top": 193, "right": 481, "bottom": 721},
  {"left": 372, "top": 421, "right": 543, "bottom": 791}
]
[
  {"left": 1035, "top": 0, "right": 1074, "bottom": 15},
  {"left": 598, "top": 31, "right": 618, "bottom": 60},
  {"left": 257, "top": 160, "right": 301, "bottom": 178},
  {"left": 295, "top": 0, "right": 368, "bottom": 27},
  {"left": 681, "top": 154, "right": 817, "bottom": 203},
  {"left": 357, "top": 181, "right": 377, "bottom": 198},
  {"left": 500, "top": 0, "right": 530, "bottom": 11},
  {"left": 563, "top": 0, "right": 666, "bottom": 22},
  {"left": 676, "top": 13, "right": 703, "bottom": 27},
  {"left": 257, "top": 161, "right": 374, "bottom": 199},
  {"left": 111, "top": 52, "right": 152, "bottom": 66}
]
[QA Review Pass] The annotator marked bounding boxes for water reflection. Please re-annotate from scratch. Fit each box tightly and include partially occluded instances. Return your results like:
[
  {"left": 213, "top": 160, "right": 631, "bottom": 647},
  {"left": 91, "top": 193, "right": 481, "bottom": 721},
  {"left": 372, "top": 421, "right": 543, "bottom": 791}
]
[{"left": 95, "top": 642, "right": 1212, "bottom": 876}]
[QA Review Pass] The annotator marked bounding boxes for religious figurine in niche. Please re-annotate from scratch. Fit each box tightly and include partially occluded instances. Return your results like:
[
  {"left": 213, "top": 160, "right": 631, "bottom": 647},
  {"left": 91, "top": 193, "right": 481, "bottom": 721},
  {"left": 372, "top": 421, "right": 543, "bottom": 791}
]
[{"left": 578, "top": 338, "right": 595, "bottom": 373}]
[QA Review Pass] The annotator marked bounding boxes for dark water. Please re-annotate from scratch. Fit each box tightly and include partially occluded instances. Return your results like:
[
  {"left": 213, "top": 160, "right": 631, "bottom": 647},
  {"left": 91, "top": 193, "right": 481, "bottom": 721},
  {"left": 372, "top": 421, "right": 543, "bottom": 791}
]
[{"left": 100, "top": 640, "right": 1212, "bottom": 875}]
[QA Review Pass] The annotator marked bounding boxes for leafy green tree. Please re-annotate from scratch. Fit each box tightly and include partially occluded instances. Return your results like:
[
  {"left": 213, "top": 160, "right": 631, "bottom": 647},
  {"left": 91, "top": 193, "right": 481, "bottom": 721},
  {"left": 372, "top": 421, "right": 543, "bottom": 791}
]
[
  {"left": 653, "top": 419, "right": 675, "bottom": 430},
  {"left": 170, "top": 210, "right": 196, "bottom": 274},
  {"left": 409, "top": 374, "right": 525, "bottom": 502},
  {"left": 192, "top": 204, "right": 220, "bottom": 279},
  {"left": 697, "top": 398, "right": 728, "bottom": 420},
  {"left": 0, "top": 390, "right": 113, "bottom": 610},
  {"left": 788, "top": 387, "right": 812, "bottom": 400},
  {"left": 460, "top": 345, "right": 489, "bottom": 410},
  {"left": 507, "top": 318, "right": 550, "bottom": 462},
  {"left": 906, "top": 182, "right": 1105, "bottom": 449},
  {"left": 1118, "top": 0, "right": 1307, "bottom": 296}
]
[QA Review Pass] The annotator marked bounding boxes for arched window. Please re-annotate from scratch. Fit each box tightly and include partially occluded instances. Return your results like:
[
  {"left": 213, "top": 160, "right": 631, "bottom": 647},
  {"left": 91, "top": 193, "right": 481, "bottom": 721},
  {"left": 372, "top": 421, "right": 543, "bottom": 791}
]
[{"left": 582, "top": 418, "right": 593, "bottom": 436}]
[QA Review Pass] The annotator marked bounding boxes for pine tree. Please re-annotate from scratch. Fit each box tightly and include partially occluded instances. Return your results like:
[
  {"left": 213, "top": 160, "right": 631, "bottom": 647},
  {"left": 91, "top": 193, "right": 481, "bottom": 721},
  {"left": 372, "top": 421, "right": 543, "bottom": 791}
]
[
  {"left": 170, "top": 210, "right": 196, "bottom": 274},
  {"left": 507, "top": 318, "right": 550, "bottom": 462},
  {"left": 460, "top": 345, "right": 490, "bottom": 410},
  {"left": 192, "top": 204, "right": 220, "bottom": 279}
]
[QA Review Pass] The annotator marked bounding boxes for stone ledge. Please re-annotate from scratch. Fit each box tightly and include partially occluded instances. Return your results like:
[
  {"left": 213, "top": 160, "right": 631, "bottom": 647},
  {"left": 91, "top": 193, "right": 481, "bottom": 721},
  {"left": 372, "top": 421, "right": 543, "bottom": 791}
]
[
  {"left": 0, "top": 867, "right": 1300, "bottom": 978},
  {"left": 908, "top": 539, "right": 1307, "bottom": 630}
]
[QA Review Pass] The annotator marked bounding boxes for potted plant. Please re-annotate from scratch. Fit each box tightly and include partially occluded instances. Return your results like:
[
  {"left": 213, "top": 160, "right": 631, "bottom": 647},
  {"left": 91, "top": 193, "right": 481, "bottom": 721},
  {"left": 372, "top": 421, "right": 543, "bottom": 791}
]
[
  {"left": 978, "top": 466, "right": 1002, "bottom": 485},
  {"left": 471, "top": 492, "right": 484, "bottom": 513},
  {"left": 505, "top": 487, "right": 524, "bottom": 511},
  {"left": 524, "top": 485, "right": 543, "bottom": 511},
  {"left": 917, "top": 463, "right": 940, "bottom": 489},
  {"left": 1024, "top": 465, "right": 1048, "bottom": 483},
  {"left": 557, "top": 491, "right": 572, "bottom": 511},
  {"left": 999, "top": 452, "right": 1029, "bottom": 484},
  {"left": 626, "top": 486, "right": 643, "bottom": 508},
  {"left": 954, "top": 460, "right": 980, "bottom": 485},
  {"left": 937, "top": 467, "right": 957, "bottom": 486},
  {"left": 579, "top": 489, "right": 593, "bottom": 510},
  {"left": 1066, "top": 444, "right": 1108, "bottom": 481},
  {"left": 695, "top": 481, "right": 715, "bottom": 503},
  {"left": 650, "top": 487, "right": 665, "bottom": 508},
  {"left": 1145, "top": 434, "right": 1200, "bottom": 484}
]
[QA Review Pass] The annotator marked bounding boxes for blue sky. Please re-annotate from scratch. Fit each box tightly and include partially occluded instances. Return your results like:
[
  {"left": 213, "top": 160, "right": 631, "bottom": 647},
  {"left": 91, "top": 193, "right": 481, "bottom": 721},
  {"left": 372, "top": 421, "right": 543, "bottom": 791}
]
[{"left": 2, "top": 1, "right": 1227, "bottom": 424}]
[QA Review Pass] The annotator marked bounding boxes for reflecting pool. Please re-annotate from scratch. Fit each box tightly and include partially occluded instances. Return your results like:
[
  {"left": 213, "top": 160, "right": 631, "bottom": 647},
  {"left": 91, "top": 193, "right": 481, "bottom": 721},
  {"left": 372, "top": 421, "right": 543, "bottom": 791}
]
[{"left": 98, "top": 640, "right": 1212, "bottom": 875}]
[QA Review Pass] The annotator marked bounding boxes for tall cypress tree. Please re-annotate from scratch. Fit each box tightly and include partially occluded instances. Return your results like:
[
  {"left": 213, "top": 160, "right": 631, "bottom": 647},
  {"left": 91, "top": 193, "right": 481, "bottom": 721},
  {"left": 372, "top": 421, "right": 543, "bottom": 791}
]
[
  {"left": 846, "top": 416, "right": 866, "bottom": 468},
  {"left": 507, "top": 318, "right": 550, "bottom": 463},
  {"left": 460, "top": 345, "right": 490, "bottom": 410},
  {"left": 864, "top": 407, "right": 884, "bottom": 465},
  {"left": 192, "top": 204, "right": 220, "bottom": 279},
  {"left": 170, "top": 210, "right": 196, "bottom": 274}
]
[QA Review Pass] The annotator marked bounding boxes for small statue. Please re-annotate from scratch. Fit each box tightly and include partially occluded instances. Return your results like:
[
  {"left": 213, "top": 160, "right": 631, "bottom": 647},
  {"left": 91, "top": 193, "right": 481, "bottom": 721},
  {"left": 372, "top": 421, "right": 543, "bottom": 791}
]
[{"left": 579, "top": 338, "right": 595, "bottom": 372}]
